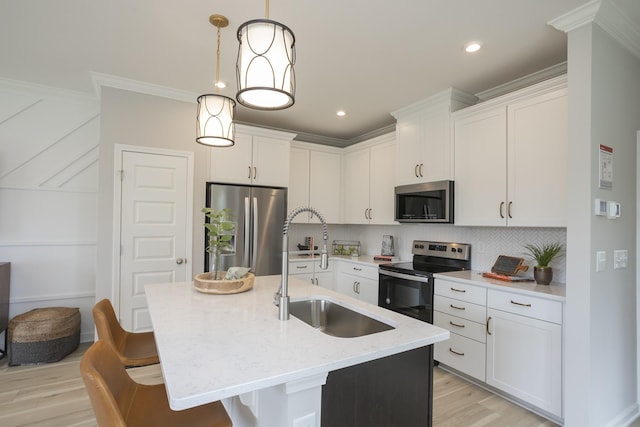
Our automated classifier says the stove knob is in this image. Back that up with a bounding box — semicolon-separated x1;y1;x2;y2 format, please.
457;248;463;253
450;248;456;252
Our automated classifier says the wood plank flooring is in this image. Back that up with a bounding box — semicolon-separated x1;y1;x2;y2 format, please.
1;342;559;426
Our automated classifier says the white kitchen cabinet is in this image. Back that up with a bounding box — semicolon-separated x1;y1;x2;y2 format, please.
453;76;568;227
210;124;295;187
486;289;563;418
343;134;396;224
433;279;487;382
334;261;378;305
288;258;334;290
391;88;477;186
289;142;342;224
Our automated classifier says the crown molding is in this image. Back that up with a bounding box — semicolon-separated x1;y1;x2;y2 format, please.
90;71;198;103
391;87;477;119
548;0;640;60
475;62;568;101
0;77;98;102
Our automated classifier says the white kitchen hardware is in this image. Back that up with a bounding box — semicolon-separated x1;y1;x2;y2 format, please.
453;76;568;227
210;124;295;187
392;88;477;186
335;260;379;305
343;134;396;224
289;142;343;224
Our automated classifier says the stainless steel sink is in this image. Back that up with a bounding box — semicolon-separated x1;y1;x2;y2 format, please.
289;298;394;338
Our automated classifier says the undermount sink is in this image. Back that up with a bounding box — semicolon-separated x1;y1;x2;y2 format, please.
289;298;395;338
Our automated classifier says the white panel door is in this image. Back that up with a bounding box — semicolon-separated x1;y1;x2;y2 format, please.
368;141;396;224
251;136;291;187
343;149;370;224
288;147;310;223
120;151;190;332
309;150;342;224
210;132;253;184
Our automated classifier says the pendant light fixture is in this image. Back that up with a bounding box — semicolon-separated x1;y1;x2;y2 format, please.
196;14;236;147
236;0;296;110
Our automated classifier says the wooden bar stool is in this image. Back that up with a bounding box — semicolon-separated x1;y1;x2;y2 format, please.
81;340;232;427
92;299;159;367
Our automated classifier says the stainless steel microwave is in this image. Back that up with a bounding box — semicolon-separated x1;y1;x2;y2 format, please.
394;180;454;223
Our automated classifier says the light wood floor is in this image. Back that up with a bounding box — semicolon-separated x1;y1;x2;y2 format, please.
0;342;561;426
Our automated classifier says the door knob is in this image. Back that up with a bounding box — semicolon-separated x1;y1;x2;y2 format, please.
176;258;185;265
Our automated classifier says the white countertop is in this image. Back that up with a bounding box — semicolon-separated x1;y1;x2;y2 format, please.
434;270;566;301
145;275;449;411
288;253;402;267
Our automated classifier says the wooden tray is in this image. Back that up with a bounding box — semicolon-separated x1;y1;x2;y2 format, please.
491;255;529;275
193;272;254;294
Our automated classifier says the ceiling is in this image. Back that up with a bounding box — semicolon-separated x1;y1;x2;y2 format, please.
1;0;638;146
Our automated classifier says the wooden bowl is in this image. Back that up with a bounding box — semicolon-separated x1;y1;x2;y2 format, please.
193;272;255;294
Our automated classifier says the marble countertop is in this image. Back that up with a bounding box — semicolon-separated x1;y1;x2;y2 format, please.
434;270;566;301
145;275;449;411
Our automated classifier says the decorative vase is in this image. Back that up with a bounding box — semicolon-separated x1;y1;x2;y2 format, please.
533;266;553;285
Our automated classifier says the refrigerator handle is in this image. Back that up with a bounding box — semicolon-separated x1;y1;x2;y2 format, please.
244;197;250;268
252;197;258;272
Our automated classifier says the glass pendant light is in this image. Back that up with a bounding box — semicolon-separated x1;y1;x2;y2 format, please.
196;14;236;147
236;0;295;110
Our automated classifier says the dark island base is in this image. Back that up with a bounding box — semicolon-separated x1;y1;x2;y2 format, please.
321;345;433;427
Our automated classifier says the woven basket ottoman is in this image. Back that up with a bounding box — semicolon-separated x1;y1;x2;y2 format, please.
8;307;80;366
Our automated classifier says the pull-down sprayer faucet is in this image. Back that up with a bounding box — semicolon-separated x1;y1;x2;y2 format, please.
275;206;329;321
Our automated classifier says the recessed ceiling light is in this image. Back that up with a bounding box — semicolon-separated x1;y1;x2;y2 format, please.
336;110;346;117
464;41;482;53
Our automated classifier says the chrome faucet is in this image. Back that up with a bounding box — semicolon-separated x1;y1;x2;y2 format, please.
275;206;329;321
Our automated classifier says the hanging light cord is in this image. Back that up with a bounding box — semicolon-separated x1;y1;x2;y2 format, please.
265;0;269;19
215;25;221;94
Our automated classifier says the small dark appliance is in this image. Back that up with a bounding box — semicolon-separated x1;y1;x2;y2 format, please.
378;240;471;323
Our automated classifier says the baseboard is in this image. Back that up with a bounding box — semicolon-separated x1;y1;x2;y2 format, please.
602;402;640;427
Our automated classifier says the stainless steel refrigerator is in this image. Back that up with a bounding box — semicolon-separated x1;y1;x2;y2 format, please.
204;182;287;276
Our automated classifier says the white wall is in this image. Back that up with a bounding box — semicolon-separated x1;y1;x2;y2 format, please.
0;79;100;341
564;22;640;427
95;87;211;310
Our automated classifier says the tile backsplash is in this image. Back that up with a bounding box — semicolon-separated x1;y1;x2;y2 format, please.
290;223;567;284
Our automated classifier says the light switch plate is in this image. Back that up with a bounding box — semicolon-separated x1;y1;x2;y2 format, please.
596;251;607;272
614;250;628;269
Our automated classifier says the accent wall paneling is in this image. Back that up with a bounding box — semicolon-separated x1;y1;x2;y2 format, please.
0;79;100;342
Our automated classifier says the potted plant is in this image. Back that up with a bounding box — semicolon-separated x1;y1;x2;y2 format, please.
522;242;564;285
202;207;235;279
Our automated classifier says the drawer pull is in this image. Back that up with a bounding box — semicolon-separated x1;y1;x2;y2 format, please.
296;265;308;269
449;321;465;328
449;304;465;310
486;316;492;335
450;287;466;293
449;348;465;356
510;300;532;307
353;267;362;271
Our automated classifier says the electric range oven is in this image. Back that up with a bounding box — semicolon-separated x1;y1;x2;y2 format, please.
378;240;471;323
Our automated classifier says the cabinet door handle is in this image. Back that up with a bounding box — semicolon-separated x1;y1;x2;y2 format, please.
486;316;492;335
499;201;505;218
414;164;420;178
450;287;466;293
419;163;424;177
450;304;465;310
507;201;512;219
248;166;252;179
315;278;319;286
353;267;362;271
510;299;532;307
449;348;465;356
449;321;465;328
296;265;308;269
368;208;372;220
253;166;257;180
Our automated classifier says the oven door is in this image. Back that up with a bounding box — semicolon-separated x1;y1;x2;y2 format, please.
378;270;433;323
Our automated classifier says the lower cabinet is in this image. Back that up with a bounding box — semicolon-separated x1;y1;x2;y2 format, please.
322;346;433;427
434;278;564;420
334;261;379;305
486;290;563;418
288;259;334;290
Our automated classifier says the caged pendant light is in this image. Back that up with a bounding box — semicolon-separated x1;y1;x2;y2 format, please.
196;14;236;147
236;0;296;110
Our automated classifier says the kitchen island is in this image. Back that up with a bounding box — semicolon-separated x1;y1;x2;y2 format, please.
146;275;449;427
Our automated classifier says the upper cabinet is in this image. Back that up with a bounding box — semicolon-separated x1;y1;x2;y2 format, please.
343;134;396;224
289;142;342;224
392;89;477;186
453;76;568;227
210;124;296;187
